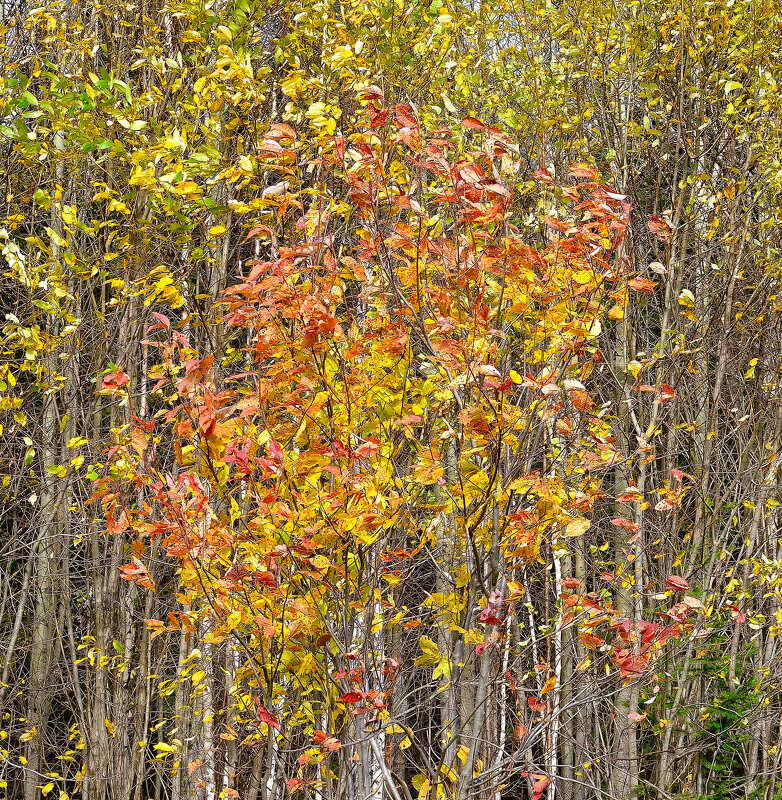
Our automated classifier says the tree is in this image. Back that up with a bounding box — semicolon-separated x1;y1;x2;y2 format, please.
101;99;704;800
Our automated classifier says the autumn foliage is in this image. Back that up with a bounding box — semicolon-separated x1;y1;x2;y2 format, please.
3;1;782;800
86;97;707;799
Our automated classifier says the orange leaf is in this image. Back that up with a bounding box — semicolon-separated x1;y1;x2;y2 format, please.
629;277;657;293
655;384;676;404
580;632;603;649
461;116;486;130
568;162;598;180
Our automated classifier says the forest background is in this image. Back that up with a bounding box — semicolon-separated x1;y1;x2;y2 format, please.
2;1;782;800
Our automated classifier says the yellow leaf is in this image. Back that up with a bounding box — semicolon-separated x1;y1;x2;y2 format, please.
507;580;526;599
678;289;695;307
442;93;458;113
414;636;441;667
413;462;444;486
412;774;430;800
313;555;331;571
573;270;594;285
175;180;202;197
20;726;37;741
305;102;327;119
564;518;590;537
45;227;67;248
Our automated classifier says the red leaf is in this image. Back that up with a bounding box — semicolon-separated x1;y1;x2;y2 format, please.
337;692;363;704
579;632;602;649
314;731;341;751
102;369;130;390
617;485;643;503
532;777;552;800
268;440;285;466
527;697;546;713
370;109;390;129
150;312;171;330
648;215;673;243
257;139;284;156
611;517;641;533
358;85;384;102
188;759;203;776
393;104;419;131
255;701;280;730
612;647;649;677
533;169;555;186
269;123;296;140
244;224;273;242
118;560;155;590
392;414;422;427
354;441;380;458
665;575;689;592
